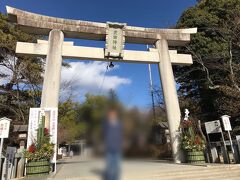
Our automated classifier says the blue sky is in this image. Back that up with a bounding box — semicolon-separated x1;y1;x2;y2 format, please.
0;0;196;109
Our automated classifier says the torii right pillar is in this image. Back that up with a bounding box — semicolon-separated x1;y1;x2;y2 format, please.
156;39;183;163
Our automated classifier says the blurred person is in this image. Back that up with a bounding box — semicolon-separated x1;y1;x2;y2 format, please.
103;107;123;180
69;150;73;158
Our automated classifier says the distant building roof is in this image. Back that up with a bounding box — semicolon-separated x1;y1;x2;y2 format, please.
158;122;168;129
13;125;28;132
0;117;12;121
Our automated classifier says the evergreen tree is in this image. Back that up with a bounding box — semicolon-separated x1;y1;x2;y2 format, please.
0;13;43;124
175;0;240;128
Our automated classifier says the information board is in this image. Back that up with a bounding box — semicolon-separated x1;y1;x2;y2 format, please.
49;108;58;163
27;108;58;163
27;108;40;147
236;135;240;152
0;117;11;138
221;115;232;131
204;120;222;134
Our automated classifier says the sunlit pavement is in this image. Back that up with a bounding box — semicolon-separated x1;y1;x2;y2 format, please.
48;156;240;180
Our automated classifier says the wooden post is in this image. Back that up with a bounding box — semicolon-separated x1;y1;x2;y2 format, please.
0;138;3;172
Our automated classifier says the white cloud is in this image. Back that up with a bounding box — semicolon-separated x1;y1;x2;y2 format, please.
0;66;12;85
0;55;15;85
60;61;131;101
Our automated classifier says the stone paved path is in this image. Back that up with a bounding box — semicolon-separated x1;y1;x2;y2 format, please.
51;156;240;180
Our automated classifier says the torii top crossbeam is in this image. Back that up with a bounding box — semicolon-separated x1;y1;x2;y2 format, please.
6;6;196;46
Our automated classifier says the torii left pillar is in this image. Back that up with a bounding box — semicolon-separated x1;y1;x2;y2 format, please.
40;29;64;128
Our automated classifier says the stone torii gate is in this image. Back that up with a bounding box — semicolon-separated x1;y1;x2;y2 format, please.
6;6;197;163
